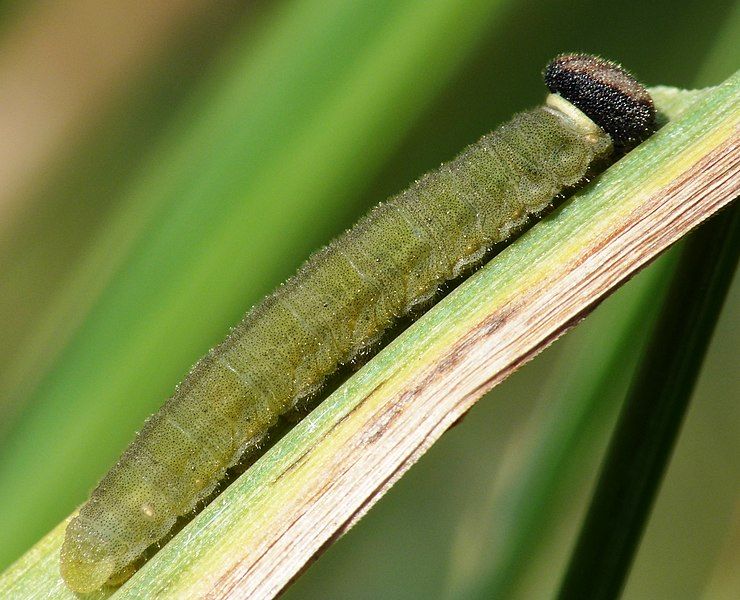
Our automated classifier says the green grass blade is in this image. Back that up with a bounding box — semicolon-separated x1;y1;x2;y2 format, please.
1;69;736;600
461;250;678;600
557;203;740;600
0;0;508;570
0;2;256;440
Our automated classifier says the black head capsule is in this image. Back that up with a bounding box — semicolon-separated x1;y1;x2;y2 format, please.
544;53;656;150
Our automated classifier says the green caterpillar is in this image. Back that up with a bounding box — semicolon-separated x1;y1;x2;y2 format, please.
61;53;656;592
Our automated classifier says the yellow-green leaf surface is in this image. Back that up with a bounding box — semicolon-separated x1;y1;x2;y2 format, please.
1;74;736;599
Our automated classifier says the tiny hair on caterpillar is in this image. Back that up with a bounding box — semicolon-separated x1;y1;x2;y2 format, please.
60;53;656;593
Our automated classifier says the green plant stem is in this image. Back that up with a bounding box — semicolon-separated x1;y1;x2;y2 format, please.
0;74;735;599
557;201;740;600
469;249;678;600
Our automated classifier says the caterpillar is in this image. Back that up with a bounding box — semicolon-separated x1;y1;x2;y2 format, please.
60;53;656;593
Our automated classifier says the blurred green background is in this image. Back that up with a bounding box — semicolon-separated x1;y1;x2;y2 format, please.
0;0;737;598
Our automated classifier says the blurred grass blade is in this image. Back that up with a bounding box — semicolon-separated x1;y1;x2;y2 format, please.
460;250;678;600
557;202;740;600
0;0;509;571
0;0;257;439
694;0;740;87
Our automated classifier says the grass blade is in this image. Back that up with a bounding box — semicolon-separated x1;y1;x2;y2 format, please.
0;71;736;599
459;250;678;600
557;202;740;599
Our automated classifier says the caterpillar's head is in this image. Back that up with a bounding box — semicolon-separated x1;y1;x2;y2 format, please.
544;53;656;149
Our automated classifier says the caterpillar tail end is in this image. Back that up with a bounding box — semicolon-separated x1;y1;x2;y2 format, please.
60;520;118;593
59;548;115;593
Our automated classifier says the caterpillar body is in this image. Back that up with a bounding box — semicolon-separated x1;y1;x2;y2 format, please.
61;54;656;592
